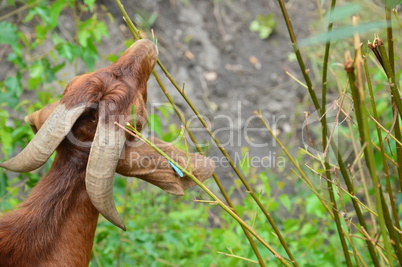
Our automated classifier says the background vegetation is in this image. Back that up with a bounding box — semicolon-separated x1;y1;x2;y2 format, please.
0;0;401;266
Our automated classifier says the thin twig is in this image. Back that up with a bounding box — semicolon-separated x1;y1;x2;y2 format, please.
276;0;382;263
345;52;399;265
0;0;44;21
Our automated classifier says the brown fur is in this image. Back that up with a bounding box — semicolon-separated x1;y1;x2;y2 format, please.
61;40;155;117
0;41;156;266
0;119;99;266
0;40;214;266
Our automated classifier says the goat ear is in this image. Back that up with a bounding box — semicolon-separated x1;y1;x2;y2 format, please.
25;101;60;134
0;103;86;172
116;137;215;195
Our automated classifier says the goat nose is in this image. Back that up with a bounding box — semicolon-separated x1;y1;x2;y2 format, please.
128;39;158;60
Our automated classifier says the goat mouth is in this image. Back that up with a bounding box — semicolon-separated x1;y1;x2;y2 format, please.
126;39;159;71
129;39;159;57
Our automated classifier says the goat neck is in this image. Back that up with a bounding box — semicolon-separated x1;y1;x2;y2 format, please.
0;140;98;267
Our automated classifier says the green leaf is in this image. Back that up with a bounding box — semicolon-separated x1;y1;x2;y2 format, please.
29;61;44;79
92;21;108;42
168;209;202;221
324;3;361;24
0;91;19;107
42;58;57;83
58;43;78;63
0;111;12;158
77;16;108;47
33;6;50;25
24;5;51;26
18;31;29;48
283;219;300;233
221;230;242;248
161;124;181;143
6;46;25;68
279;194;291;212
15;99;30;110
0;73;22;107
4;73;23;98
148;114;163;137
306;194;326;217
52;62;66;73
159;105;174;120
28;77;42;90
52;33;64;45
300;21;387;46
0;21;18;45
0;171;8;197
80;40;98;70
259;172;271;197
383;0;402;8
84;0;96;12
104;54;118;63
249;14;276;40
78;29;91;47
49;0;65;28
11;124;31;142
239;147;250;175
23;8;36;23
34;24;48;44
38;91;53;105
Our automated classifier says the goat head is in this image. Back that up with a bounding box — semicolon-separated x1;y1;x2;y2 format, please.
0;39;215;230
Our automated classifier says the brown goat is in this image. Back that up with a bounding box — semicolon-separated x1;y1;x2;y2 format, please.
0;40;214;266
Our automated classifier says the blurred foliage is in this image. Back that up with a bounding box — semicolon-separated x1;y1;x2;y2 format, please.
0;0;111;225
91;146;350;266
0;0;109;110
249;14;276;40
134;9;158;33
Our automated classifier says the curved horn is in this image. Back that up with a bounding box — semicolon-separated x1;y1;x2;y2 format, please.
85;119;126;230
0;103;86;172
